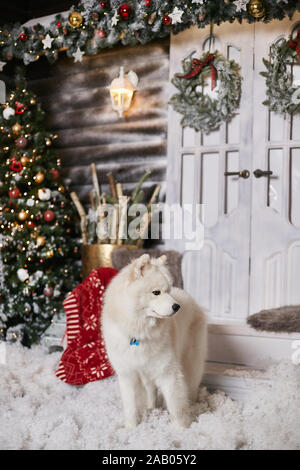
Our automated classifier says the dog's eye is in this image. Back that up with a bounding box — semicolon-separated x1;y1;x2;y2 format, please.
152;290;161;296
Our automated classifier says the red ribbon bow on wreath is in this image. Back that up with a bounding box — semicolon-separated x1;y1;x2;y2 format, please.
288;29;300;57
180;53;217;90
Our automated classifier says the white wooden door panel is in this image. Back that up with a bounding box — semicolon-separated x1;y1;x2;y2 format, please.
250;14;300;314
167;14;300;325
167;21;254;321
167;15;300;367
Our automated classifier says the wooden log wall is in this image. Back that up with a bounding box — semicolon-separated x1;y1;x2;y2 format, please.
26;39;169;210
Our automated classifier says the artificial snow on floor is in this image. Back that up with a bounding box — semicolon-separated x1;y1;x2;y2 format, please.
0;343;299;450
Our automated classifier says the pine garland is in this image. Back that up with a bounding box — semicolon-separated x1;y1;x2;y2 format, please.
261;29;300;115
0;0;299;66
170;50;242;133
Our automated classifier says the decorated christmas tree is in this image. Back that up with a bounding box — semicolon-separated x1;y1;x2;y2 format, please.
0;72;80;347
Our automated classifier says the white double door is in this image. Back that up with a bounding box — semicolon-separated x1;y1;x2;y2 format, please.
167;14;300;321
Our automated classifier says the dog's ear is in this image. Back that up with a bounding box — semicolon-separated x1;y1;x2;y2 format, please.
132;253;150;278
157;255;167;265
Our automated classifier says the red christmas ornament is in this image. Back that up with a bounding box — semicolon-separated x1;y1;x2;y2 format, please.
97;29;106;38
15;136;28;149
50;169;60;180
44;210;55;222
56;21;62;27
19;32;28;41
15;101;27;114
8;188;20;199
144;0;151;6
162;15;172;25
119;3;131;20
9;158;23;172
26;220;35;229
99;1;106;7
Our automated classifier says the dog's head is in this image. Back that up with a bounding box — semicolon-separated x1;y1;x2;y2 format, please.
127;254;180;319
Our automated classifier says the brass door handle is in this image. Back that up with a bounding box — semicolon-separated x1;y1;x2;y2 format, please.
253;169;273;178
224;170;250;179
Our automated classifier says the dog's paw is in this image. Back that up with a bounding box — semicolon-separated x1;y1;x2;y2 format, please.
171;413;192;430
125;421;137;429
124;415;141;429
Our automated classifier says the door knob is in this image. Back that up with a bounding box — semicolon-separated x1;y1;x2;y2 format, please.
224;170;250;179
253;169;273;178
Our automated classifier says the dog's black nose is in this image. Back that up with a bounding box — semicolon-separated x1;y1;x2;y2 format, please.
172;303;180;313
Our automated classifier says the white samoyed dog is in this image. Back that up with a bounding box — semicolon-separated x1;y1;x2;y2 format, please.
102;254;207;429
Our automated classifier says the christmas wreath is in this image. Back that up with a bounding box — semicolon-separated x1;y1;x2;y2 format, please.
169;51;242;134
261;29;300;115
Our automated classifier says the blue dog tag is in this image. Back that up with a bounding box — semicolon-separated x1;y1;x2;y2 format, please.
130;338;140;346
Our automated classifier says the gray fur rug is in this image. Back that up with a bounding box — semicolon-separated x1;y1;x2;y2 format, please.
247;306;300;333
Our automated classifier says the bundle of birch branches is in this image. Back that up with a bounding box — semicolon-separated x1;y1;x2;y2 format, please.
70;164;160;248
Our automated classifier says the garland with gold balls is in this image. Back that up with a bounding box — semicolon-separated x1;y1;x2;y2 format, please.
170;50;242;133
261;28;300;115
0;0;299;68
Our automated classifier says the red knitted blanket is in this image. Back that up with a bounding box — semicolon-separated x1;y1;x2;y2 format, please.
55;267;118;385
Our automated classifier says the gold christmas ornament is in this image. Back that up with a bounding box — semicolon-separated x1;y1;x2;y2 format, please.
46;249;54;258
36;235;45;247
247;0;266;18
18;210;29;221
30;97;36;105
68;11;83;28
12;123;22;134
35;171;45;183
20;156;29;166
45;137;52;146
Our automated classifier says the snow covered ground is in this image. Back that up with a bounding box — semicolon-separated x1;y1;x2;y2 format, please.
0;343;299;450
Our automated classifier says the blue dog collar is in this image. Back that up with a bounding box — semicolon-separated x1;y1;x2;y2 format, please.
130;338;140;346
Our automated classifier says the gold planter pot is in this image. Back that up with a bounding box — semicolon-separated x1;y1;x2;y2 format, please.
81;244;137;278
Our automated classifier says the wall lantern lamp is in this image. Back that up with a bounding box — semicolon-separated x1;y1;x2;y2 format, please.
109;66;138;117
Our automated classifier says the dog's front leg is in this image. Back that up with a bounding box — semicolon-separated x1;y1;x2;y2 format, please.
118;373;142;428
157;369;191;429
141;376;157;410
